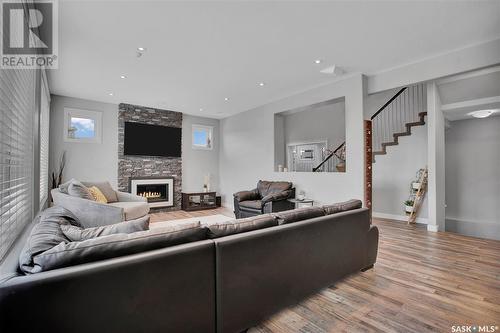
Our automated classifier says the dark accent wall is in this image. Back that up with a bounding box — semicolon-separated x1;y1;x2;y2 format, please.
118;103;182;211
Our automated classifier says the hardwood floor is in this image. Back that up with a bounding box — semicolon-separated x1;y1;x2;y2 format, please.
149;207;234;223
150;210;500;332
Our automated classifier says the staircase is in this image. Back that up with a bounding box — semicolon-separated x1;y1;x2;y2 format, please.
312;83;427;171
371;83;427;162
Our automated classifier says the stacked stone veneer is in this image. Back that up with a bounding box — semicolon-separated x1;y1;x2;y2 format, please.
118;103;182;211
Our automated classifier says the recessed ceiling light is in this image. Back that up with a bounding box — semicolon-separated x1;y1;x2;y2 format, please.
199;108;203;111
258;82;265;87
224;97;229;101
108;92;114;96
137;47;146;52
120;75;127;79
467;109;498;118
314;59;322;64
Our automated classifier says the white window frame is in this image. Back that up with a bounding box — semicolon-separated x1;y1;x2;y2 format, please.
63;108;102;143
192;124;213;150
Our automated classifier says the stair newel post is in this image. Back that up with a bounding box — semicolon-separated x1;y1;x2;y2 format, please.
364;120;373;221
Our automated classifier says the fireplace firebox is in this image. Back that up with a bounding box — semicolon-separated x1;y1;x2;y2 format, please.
130;178;174;208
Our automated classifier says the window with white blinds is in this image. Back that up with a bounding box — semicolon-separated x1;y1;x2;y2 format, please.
0;68;36;260
39;76;50;205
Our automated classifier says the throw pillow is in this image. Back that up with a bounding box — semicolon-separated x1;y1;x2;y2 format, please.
273;206;325;225
33;222;206;272
67;180;94;201
206;214;277;238
19;206;81;274
88;186;108;203
322;199;362;215
58;178;75;194
82;181;118;203
60;215;150;241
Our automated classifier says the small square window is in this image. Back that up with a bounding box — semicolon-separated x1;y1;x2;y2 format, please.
64;108;102;143
69;117;95;139
192;125;213;150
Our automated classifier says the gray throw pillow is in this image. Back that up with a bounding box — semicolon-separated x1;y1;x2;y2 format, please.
19;206;81;274
60;215;150;241
322;199;362;215
273;206;325;225
206;214;277;239
58;179;75;194
32;222;206;272
82;181;118;203
67;180;94;201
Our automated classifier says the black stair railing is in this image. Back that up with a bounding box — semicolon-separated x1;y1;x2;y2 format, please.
371;83;426;155
312;141;345;172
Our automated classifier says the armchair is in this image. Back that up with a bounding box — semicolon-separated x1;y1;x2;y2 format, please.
51;181;149;228
233;180;295;218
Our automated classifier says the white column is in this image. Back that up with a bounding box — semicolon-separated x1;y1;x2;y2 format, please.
426;82;446;232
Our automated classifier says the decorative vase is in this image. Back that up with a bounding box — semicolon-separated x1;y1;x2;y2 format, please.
336;162;346;172
412;182;421;190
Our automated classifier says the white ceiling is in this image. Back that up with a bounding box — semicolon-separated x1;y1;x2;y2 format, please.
438;67;500;121
49;1;500;119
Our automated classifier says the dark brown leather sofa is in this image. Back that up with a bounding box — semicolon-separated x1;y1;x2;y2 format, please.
0;207;378;333
233;180;296;218
215;208;377;333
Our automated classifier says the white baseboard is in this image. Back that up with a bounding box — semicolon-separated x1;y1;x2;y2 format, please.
427;224;439;232
372;211;428;225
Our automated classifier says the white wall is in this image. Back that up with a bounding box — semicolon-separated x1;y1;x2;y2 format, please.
372;124;428;222
219;74;365;207
283;101;345;149
50;95;119;188
50;95;220;192
445;117;500;240
365;88;429;223
182;115;220;192
427;82;446;232
367;38;500;93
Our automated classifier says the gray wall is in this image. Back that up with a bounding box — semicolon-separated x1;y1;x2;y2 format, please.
182;115;220;193
50;95;220;193
445;117;500;240
50;95;119;188
219;74;366;207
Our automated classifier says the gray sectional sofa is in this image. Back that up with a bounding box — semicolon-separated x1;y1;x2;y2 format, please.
0;200;378;333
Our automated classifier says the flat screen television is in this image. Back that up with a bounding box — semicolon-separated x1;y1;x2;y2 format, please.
124;122;182;157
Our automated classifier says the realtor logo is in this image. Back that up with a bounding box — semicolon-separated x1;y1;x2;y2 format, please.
1;0;58;68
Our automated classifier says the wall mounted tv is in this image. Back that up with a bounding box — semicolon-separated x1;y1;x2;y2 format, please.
124;122;182;157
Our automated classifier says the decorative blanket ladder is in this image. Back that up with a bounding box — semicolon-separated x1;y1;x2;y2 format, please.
408;168;428;224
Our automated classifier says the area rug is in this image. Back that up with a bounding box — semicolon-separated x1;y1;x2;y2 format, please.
150;214;234;229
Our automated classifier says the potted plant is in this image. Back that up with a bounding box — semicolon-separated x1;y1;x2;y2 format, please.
404;200;414;213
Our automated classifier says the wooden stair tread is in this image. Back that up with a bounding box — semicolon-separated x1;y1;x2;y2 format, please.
394;132;411;138
406;121;425;127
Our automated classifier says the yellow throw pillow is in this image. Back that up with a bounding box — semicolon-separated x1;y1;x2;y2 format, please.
88;186;108;203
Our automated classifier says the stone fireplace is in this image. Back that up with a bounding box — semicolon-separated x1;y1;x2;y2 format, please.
130;178;174;208
118;103;182;211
